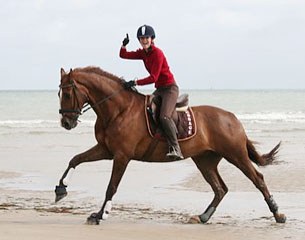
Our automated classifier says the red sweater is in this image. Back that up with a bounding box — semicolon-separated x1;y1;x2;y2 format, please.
119;45;176;88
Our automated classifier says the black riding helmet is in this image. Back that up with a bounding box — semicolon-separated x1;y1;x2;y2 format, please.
137;25;155;40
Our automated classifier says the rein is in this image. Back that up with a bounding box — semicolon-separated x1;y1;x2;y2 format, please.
81;88;124;114
59;79;125;116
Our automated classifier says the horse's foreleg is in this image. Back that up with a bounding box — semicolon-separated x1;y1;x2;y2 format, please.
189;154;227;224
87;155;130;225
55;144;112;202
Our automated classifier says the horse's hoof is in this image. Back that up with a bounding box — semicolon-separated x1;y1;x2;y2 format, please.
86;213;100;225
54;185;67;202
188;215;201;224
275;213;286;223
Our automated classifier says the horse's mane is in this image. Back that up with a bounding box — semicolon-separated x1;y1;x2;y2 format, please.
73;66;141;95
74;66;124;84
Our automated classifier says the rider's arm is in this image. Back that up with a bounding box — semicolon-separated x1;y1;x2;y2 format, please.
119;47;143;60
136;50;163;86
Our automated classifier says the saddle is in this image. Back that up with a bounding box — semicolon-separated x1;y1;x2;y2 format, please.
144;94;197;141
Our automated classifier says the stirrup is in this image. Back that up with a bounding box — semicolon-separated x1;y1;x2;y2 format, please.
166;147;184;160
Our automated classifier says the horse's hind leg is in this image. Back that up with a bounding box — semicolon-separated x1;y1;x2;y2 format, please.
189;151;227;224
226;152;286;223
55;144;112;202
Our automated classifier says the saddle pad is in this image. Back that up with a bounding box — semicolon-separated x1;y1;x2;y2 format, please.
144;96;197;141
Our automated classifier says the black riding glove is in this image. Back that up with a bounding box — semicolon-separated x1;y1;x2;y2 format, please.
122;33;129;47
123;80;136;89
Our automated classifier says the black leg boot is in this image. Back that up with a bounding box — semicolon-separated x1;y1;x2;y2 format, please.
160;117;184;160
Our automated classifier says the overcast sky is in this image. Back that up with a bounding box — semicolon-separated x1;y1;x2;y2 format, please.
1;0;304;90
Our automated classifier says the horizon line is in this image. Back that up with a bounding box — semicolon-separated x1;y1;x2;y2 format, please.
0;88;304;92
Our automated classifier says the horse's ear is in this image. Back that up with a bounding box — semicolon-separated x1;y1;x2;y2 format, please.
60;68;66;78
68;68;72;78
68;68;73;77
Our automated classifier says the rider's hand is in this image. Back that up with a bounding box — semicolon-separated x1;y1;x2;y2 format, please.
122;33;129;47
123;80;136;89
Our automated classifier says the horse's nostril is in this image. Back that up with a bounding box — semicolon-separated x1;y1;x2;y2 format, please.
64;122;70;129
63;121;71;129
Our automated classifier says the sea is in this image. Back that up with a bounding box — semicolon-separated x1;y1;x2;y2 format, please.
0;89;304;139
0;89;305;217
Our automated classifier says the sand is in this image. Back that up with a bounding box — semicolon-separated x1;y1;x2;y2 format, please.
1;128;305;239
0;194;304;240
1;155;305;240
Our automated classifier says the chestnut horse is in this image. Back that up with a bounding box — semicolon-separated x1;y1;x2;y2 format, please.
56;67;286;225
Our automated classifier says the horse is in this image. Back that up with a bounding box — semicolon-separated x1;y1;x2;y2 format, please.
56;66;286;225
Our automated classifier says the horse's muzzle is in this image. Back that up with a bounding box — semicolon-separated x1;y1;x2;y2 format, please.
61;116;78;130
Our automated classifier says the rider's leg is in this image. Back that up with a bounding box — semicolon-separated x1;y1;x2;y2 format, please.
160;116;184;159
156;85;184;160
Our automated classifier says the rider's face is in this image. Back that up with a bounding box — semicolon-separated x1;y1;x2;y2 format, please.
139;37;152;51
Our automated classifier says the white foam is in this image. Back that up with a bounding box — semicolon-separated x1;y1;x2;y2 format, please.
237;111;305;123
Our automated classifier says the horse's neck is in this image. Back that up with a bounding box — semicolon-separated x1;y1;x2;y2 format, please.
83;76;141;121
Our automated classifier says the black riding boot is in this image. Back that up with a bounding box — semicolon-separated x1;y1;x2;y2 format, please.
160;117;184;160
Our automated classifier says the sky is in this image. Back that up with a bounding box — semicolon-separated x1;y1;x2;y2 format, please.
1;0;305;90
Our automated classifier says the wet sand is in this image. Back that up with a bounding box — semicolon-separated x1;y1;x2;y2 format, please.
1;207;303;240
1;129;305;239
0;189;304;240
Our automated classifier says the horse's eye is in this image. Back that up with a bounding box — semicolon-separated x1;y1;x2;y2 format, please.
63;93;71;99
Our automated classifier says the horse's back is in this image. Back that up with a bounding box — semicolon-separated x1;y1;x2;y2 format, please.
191;105;240;124
190;105;246;150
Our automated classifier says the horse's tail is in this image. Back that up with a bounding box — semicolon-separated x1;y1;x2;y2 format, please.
247;139;281;166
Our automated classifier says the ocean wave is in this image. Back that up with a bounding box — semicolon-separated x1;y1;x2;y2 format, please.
0;119;95;135
0;119;95;128
246;127;305;133
0;120;58;128
2;112;304;126
236;111;305;124
0;111;304;133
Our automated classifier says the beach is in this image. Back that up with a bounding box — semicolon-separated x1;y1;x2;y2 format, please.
1;207;303;240
1;90;305;239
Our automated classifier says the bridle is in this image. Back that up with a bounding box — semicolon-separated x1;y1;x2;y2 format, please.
58;81;84;116
59;78;125;116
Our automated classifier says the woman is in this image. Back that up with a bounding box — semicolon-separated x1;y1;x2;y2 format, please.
119;24;183;160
